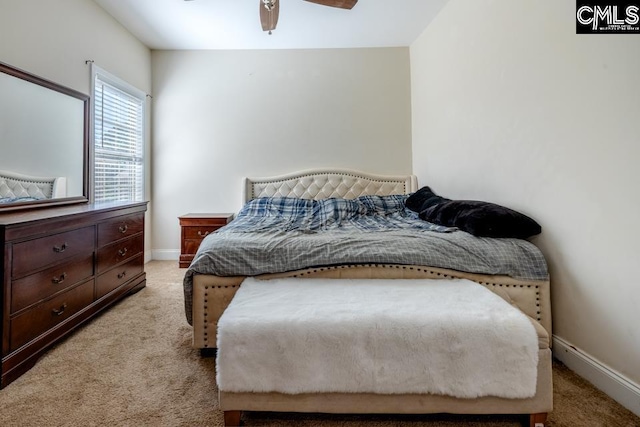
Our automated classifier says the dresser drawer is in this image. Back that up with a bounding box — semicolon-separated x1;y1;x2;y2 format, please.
96;254;144;299
1;202;148;389
12;226;95;278
10;279;94;352
98;213;144;247
96;234;144;274
11;255;94;314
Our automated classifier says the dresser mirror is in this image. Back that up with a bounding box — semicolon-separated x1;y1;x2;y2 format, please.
0;62;89;211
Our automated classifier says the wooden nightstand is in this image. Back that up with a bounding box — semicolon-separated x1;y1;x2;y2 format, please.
178;213;233;268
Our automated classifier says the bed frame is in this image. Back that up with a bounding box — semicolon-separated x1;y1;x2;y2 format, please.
189;168;552;427
0;169;67;199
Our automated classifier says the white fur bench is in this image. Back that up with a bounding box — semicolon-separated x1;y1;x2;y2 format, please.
217;277;552;426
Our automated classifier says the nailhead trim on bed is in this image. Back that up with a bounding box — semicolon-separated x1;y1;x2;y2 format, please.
247;170;416;202
252;174;407;193
0;177;55;199
199;265;545;348
478;283;542;322
289;264;543;322
203;287;208;347
202;285;240;348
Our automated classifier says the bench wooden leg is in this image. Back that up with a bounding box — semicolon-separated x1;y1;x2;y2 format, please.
200;347;217;358
529;412;547;427
224;410;242;426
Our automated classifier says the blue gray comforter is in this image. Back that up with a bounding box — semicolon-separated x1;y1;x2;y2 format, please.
183;195;548;324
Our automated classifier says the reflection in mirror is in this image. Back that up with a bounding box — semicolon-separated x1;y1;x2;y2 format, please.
0;62;89;211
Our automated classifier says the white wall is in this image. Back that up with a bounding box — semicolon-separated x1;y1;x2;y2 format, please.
0;0;152;257
411;0;640;390
0;0;150;95
151;48;412;254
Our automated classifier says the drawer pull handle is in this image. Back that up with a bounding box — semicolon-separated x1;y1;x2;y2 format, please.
118;248;128;257
119;224;129;234
197;230;210;237
52;273;67;284
53;243;67;253
117;271;127;279
52;303;67;316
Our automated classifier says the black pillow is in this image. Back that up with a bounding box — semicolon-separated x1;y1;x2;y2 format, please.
405;186;541;239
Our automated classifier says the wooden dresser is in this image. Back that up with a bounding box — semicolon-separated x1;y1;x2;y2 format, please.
178;213;233;268
1;201;147;388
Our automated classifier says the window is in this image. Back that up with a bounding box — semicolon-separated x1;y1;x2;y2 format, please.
91;66;145;203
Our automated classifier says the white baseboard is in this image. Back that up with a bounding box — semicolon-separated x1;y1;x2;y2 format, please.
144;249;153;264
151;249;180;261
553;335;640;417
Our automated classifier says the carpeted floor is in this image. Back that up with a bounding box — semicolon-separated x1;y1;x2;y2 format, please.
0;261;638;427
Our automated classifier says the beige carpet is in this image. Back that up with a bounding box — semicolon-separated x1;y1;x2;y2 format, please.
0;261;638;427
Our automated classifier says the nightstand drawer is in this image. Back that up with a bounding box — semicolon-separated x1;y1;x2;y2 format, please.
98;213;144;247
96;234;144;274
183;239;206;255
11;254;94;314
96;254;144;299
178;213;233;268
183;226;220;240
10;279;94;352
12;226;95;278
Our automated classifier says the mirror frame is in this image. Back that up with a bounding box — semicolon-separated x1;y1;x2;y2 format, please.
0;61;89;212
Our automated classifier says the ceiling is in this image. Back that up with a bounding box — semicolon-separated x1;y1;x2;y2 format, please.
93;0;449;50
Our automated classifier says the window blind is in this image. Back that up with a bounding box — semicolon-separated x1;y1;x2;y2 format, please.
93;74;144;203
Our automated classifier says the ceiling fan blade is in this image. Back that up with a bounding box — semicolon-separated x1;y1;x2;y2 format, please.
260;0;280;32
303;0;358;9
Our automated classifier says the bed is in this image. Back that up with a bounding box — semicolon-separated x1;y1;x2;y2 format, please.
183;168;552;427
0;169;66;203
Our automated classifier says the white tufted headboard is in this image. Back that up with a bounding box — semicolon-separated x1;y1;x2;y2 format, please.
0;170;67;200
244;168;418;203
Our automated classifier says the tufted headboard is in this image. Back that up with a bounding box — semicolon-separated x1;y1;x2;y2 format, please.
0;170;67;200
244;168;417;203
